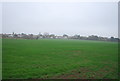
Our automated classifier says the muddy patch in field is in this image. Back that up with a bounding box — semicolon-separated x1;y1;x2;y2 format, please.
50;67;90;79
49;66;115;79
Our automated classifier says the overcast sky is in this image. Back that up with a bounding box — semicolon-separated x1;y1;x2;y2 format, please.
1;2;118;37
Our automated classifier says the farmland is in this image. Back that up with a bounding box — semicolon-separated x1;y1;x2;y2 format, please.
2;39;118;79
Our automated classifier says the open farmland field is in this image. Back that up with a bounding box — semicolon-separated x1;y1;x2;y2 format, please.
2;39;118;79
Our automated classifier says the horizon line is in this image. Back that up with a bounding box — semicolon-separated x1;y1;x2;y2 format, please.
1;32;118;38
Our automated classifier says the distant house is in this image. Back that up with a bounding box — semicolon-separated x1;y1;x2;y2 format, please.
63;36;68;39
56;36;63;39
17;34;22;38
0;34;2;38
8;34;13;37
33;35;38;39
38;35;43;39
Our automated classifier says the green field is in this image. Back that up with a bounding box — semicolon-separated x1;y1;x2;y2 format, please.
2;39;118;79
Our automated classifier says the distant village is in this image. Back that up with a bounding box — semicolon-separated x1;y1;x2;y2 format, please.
0;32;119;42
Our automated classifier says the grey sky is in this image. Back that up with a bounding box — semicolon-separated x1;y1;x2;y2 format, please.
0;3;2;33
2;2;118;37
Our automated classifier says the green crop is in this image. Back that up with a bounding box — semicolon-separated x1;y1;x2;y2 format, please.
2;39;118;79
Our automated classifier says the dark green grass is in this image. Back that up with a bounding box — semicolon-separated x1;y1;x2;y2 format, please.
2;39;118;79
0;39;2;80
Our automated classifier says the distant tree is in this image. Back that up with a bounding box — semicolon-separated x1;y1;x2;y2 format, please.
79;36;87;40
2;34;8;38
36;36;39;40
21;33;26;36
13;34;18;38
110;37;118;42
49;34;55;38
21;33;28;39
88;35;98;40
43;32;49;38
38;32;42;36
110;37;114;41
29;34;33;39
63;34;68;38
73;34;80;39
12;32;15;35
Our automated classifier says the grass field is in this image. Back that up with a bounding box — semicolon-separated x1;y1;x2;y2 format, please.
2;39;118;79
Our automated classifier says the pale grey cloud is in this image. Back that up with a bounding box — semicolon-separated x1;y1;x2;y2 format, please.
0;3;2;33
1;0;119;2
2;2;118;37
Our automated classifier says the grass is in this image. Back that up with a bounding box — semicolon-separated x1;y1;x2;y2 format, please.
0;39;2;80
2;39;118;79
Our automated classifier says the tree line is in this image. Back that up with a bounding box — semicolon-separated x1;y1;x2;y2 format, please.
1;32;119;42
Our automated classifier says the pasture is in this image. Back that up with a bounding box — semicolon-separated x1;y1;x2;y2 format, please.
2;39;118;79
